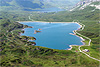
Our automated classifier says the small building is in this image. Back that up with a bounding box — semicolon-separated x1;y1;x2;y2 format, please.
83;49;89;52
98;21;100;23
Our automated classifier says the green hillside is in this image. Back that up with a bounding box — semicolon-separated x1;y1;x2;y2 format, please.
28;1;100;62
0;0;80;11
0;12;99;66
30;2;100;44
0;1;100;67
0;0;43;11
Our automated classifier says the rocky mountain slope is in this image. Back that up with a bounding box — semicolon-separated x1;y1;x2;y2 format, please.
70;0;100;11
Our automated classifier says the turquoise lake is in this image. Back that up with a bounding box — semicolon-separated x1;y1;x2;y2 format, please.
20;22;83;50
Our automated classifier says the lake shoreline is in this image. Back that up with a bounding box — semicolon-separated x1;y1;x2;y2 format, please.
68;23;85;50
18;21;85;50
17;21;78;23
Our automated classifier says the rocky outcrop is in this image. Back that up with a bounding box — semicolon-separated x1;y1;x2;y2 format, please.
70;0;100;11
76;0;100;6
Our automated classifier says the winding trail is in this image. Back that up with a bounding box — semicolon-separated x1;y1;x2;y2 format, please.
75;22;100;62
28;15;100;61
28;14;34;21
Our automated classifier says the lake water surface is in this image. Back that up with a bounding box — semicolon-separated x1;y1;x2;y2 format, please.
20;22;83;50
24;7;65;12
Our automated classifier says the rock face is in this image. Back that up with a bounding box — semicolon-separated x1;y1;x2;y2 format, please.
69;0;100;11
76;0;100;6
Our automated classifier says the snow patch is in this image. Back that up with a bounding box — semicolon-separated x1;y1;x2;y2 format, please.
90;4;100;9
79;3;91;10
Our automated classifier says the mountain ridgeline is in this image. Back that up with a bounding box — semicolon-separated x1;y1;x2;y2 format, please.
0;0;81;11
75;0;100;7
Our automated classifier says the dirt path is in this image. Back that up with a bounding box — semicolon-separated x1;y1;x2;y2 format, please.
28;15;100;61
75;22;100;61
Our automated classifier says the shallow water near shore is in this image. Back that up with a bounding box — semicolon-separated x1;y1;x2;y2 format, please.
20;22;83;50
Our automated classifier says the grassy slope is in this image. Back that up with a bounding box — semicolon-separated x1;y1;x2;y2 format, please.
30;2;100;62
0;2;100;67
0;11;99;67
0;0;80;11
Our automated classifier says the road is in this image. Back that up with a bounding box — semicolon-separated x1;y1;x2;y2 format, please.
28;14;34;21
28;15;100;61
75;22;100;62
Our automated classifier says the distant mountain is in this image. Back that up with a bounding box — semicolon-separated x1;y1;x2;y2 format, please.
76;0;100;6
0;0;43;11
0;0;81;11
69;0;100;11
41;0;80;9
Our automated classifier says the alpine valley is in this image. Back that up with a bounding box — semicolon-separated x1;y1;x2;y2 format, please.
0;0;100;67
0;0;80;11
